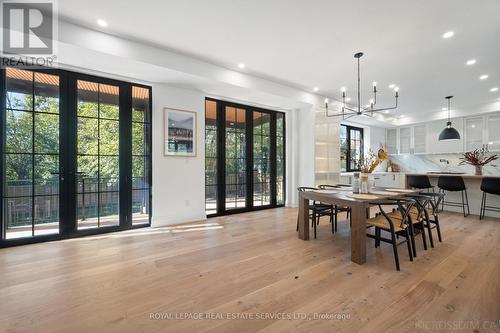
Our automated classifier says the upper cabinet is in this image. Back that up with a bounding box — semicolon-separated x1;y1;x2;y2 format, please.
399;127;411;154
413;125;426;154
464;117;484;151
487;114;500;151
386;128;397;154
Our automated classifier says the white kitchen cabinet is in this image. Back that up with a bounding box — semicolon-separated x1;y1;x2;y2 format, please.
464;117;484;151
413;125;426;154
373;173;406;188
399;127;411;154
487;114;500;151
386;128;397;154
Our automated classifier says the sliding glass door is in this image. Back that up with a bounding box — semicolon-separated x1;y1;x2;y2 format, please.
1;67;152;247
204;98;285;216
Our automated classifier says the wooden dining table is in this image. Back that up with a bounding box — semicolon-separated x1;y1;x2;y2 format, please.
297;187;421;265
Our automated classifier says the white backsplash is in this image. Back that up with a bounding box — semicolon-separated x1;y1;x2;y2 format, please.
388;153;500;176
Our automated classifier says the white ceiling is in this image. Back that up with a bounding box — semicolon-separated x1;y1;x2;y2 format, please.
59;0;500;120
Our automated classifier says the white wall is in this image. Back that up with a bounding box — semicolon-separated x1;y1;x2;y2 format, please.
151;84;207;227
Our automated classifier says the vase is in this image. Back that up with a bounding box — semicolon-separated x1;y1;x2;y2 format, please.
360;173;370;194
475;165;482;176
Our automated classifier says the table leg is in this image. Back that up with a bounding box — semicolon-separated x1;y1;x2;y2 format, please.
298;195;309;240
350;204;367;264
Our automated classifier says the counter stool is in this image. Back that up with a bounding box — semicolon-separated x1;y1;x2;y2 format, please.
437;176;470;217
480;177;500;220
407;175;434;192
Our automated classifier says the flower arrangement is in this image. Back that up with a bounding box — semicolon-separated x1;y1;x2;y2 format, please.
459;145;498;175
356;146;389;174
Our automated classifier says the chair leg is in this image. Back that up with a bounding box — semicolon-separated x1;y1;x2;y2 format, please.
435;215;443;242
465;189;470;216
408;221;417;257
426;217;434;248
480;192;486;220
391;230;400;271
405;230;413;261
375;227;380;248
441;189;445;212
420;219;427;250
334;206;338;233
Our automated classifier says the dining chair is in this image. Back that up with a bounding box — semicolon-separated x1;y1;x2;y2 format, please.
318;184;351;233
296;187;335;239
366;198;415;271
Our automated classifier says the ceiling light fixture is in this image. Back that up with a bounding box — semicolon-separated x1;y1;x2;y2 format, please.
238;63;245;69
313;87;319;92
442;31;454;39
388;84;395;89
466;59;476;65
97;19;108;27
324;52;399;119
490;87;498;92
479;74;489;80
439;96;460;141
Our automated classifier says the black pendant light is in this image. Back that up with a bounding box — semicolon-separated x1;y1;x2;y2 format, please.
438;96;461;141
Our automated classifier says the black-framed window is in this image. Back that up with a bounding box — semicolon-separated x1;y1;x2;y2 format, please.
204;98;285;216
1;66;152;247
340;124;364;172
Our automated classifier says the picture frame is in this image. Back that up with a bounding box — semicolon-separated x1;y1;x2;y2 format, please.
164;107;197;157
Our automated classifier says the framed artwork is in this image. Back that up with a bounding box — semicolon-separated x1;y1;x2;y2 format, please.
164;107;197;156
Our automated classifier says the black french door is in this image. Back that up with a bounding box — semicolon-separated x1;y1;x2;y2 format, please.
0;67;152;247
205;98;285;216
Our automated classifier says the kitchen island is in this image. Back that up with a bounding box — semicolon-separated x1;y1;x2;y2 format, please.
405;173;500;218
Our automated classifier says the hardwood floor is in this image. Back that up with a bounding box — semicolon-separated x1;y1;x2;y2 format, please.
0;208;499;333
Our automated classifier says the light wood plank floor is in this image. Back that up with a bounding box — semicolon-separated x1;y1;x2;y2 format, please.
0;208;499;333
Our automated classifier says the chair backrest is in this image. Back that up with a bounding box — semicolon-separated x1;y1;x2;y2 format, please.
408;175;432;189
437;176;466;191
481;177;500;195
297;187;317;192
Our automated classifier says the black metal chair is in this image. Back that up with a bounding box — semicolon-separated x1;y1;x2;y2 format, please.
366;198;414;271
437;176;470;217
480;177;500;220
318;184;351;233
407;175;434;192
417;192;445;245
296;187;334;239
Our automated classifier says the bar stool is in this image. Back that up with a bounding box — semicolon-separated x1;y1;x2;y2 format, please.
437;176;470;217
407;175;434;192
480;177;500;220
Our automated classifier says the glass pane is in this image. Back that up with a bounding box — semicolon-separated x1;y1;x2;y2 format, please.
77;80;98;117
77;117;99;154
132;86;150;123
34;112;59;154
34;196;59;236
99;156;119;192
99;84;119;119
132;190;150;225
99;119;119;155
6;68;33;110
5;154;33;197
34;155;59;195
77;193;98;229
6;110;32;153
205;185;217;215
99;192;119;227
132;122;146;155
205;130;217;158
205;100;217;129
34;72;59;113
77;156;98;192
4;197;33;239
132;156;148;189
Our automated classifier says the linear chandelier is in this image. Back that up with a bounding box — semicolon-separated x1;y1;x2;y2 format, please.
324;52;399;119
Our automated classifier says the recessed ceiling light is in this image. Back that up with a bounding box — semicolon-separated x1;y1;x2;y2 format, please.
479;74;489;80
388;84;395;89
442;31;454;39
97;19;108;27
442;107;447;111
345;97;351;102
490;87;499;92
237;63;245;69
466;59;476;65
313;87;319;92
